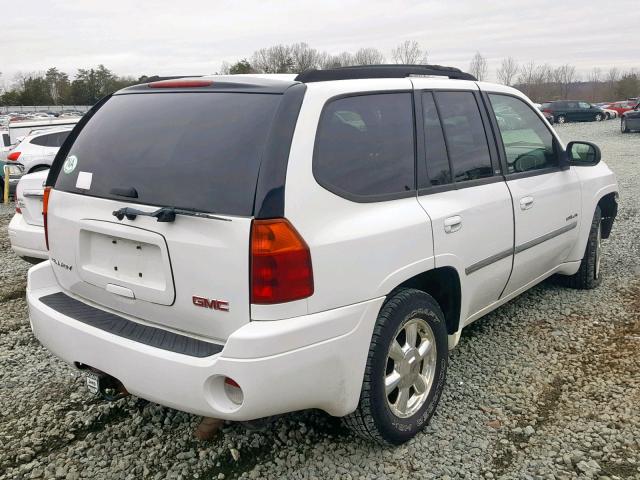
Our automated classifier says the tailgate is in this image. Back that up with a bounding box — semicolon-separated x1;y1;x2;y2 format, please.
47;191;251;341
17;170;47;226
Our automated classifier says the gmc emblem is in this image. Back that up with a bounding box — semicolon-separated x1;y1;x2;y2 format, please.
192;296;229;312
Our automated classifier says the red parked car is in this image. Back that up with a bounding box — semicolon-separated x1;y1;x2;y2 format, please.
604;100;639;116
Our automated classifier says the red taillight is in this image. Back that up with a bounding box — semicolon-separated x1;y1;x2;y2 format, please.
148;79;213;88
43;186;51;250
15;205;21;214
7;151;20;161
250;218;314;304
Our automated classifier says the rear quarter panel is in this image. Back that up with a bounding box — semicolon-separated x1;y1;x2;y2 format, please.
282;79;436;316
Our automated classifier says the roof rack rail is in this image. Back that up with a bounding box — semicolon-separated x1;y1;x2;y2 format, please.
294;64;477;83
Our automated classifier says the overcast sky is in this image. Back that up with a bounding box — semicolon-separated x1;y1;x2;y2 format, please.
3;0;639;83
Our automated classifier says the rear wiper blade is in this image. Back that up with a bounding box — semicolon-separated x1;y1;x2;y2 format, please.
112;206;231;223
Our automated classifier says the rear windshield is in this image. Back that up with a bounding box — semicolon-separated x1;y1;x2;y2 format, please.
55;92;281;216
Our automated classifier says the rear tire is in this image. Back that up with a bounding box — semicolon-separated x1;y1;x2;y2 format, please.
562;207;602;290
556;115;566;124
595;113;603;122
343;288;448;445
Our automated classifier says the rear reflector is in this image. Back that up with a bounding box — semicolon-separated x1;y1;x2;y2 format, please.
7;151;20;161
148;79;213;88
224;377;243;405
251;218;313;304
43;186;51;250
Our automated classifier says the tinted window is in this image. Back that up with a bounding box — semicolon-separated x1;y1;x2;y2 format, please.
55;93;280;216
2;134;9;146
314;93;414;198
434;91;493;182
421;92;450;186
30;133;51;146
46;131;70;147
489;94;558;173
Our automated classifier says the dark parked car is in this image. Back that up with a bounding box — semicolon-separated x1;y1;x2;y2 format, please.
541;101;605;124
621;105;640;133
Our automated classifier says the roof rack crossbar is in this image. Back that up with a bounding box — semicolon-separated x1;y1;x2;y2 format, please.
294;64;477;83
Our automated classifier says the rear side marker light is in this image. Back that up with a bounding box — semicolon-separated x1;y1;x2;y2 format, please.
148;80;213;88
7;151;20;161
43;186;51;250
251;218;314;304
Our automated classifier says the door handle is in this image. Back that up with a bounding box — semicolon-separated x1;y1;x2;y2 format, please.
444;215;462;233
520;196;534;210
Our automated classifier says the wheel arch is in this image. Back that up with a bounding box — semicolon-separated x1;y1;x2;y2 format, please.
391;267;462;336
28;164;51;173
597;192;618;239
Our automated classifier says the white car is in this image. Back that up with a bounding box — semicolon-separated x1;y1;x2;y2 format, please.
27;67;618;445
6;127;72;173
600;108;617;120
8;169;48;262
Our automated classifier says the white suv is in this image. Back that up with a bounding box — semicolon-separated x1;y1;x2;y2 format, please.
27;66;618;444
6;127;72;173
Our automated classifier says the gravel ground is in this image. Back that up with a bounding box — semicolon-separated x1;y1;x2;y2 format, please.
1;120;639;480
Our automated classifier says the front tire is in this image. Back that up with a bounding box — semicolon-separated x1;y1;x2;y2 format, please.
562;207;602;289
595;113;603;122
343;288;448;445
621;118;629;133
556;115;566;124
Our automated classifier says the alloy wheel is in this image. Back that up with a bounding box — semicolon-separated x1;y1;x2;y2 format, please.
385;317;437;418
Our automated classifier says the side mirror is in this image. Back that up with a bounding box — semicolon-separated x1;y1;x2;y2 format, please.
567;141;601;166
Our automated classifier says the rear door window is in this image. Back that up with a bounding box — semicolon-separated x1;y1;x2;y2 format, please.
55;92;281;216
433;91;493;182
313;93;415;199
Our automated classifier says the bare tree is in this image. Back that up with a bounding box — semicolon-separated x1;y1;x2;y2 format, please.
517;62;554;101
553;64;578;99
391;41;428;64
218;61;231;75
352;47;385;65
251;45;293;73
321;51;355;69
496;57;519;86
587;67;602;101
469;52;488;81
290;43;322;72
607;67;620;84
606;67;620;95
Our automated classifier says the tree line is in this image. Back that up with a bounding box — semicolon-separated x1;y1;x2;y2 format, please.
1;42;638;106
0;65;161;106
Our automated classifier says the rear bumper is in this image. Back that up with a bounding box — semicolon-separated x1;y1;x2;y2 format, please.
27;261;382;420
8;214;47;260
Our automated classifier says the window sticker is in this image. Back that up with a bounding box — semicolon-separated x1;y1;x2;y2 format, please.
75;171;93;190
63;155;78;174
